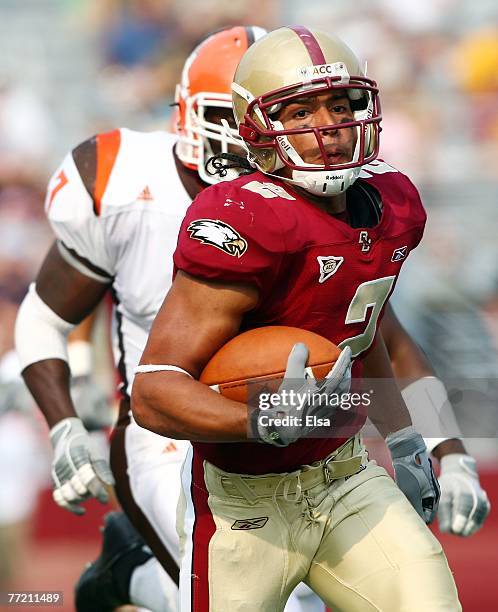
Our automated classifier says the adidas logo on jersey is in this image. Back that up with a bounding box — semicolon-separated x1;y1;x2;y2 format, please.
137;186;153;201
163;442;178;453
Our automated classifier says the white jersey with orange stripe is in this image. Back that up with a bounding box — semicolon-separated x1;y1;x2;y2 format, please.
45;127;193;396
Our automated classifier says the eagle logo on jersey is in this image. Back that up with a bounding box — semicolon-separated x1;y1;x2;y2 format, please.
317;256;344;283
187;219;248;258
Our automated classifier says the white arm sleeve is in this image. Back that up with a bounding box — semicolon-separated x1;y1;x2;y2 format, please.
45;151;113;277
401;376;463;454
15;284;76;372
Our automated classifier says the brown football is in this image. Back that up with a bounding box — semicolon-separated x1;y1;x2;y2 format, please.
200;326;340;403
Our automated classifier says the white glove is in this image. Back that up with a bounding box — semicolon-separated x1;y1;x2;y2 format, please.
386;426;440;524
438;453;491;536
250;343;352;447
50;417;115;515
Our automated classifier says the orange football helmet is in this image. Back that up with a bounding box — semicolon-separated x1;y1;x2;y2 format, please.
175;26;266;184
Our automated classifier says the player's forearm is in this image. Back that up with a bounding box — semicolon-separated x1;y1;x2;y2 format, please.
131;371;249;441
367;379;412;437
390;340;433;382
431;438;466;460
381;305;433;385
22;359;78;428
362;333;412;437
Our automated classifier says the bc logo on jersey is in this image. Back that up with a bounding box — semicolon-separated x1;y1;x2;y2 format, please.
359;231;372;253
187;219;248;258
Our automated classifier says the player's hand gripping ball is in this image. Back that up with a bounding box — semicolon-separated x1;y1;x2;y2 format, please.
200;326;352;446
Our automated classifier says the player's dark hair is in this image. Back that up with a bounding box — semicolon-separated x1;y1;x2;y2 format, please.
205;153;255;179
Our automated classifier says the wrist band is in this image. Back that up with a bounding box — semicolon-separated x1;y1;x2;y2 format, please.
134;364;193;378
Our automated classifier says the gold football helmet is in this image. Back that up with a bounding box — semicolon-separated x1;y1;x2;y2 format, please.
232;26;382;196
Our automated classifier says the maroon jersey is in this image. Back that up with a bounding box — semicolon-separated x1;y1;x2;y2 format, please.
174;160;426;474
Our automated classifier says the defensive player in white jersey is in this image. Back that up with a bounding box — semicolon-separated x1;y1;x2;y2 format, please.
14;26;327;612
15;24;489;612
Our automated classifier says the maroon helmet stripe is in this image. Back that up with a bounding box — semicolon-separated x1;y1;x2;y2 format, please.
289;26;326;65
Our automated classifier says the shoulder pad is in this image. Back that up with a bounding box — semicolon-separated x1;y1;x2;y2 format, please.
72;129;121;216
72;136;97;201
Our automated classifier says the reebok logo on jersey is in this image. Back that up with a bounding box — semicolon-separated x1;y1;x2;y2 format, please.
317;256;344;283
137;185;153;201
231;517;268;530
187;219;248;258
391;245;408;262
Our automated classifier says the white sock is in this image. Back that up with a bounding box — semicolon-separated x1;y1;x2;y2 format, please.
284;592;303;612
129;557;179;612
285;583;325;612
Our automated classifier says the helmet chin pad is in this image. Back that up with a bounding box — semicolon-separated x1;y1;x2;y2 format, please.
267;119;363;196
289;167;360;197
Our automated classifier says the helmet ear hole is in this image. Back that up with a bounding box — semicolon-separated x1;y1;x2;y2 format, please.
350;96;368;112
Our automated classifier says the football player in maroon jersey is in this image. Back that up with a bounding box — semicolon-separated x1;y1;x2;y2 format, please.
16;21;488;612
133;27;465;611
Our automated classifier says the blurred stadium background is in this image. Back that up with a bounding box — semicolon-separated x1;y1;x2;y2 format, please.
0;0;497;610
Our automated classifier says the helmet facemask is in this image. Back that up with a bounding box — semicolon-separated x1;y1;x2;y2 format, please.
234;64;382;196
175;87;246;185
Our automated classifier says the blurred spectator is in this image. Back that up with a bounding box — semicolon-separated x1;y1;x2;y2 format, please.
89;0;277;123
449;26;498;177
0;171;51;358
452;27;498;93
101;0;178;67
0;80;55;165
0;350;50;591
0;101;51;356
378;0;457;34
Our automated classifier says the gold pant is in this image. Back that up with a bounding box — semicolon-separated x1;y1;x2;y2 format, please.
177;438;461;612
